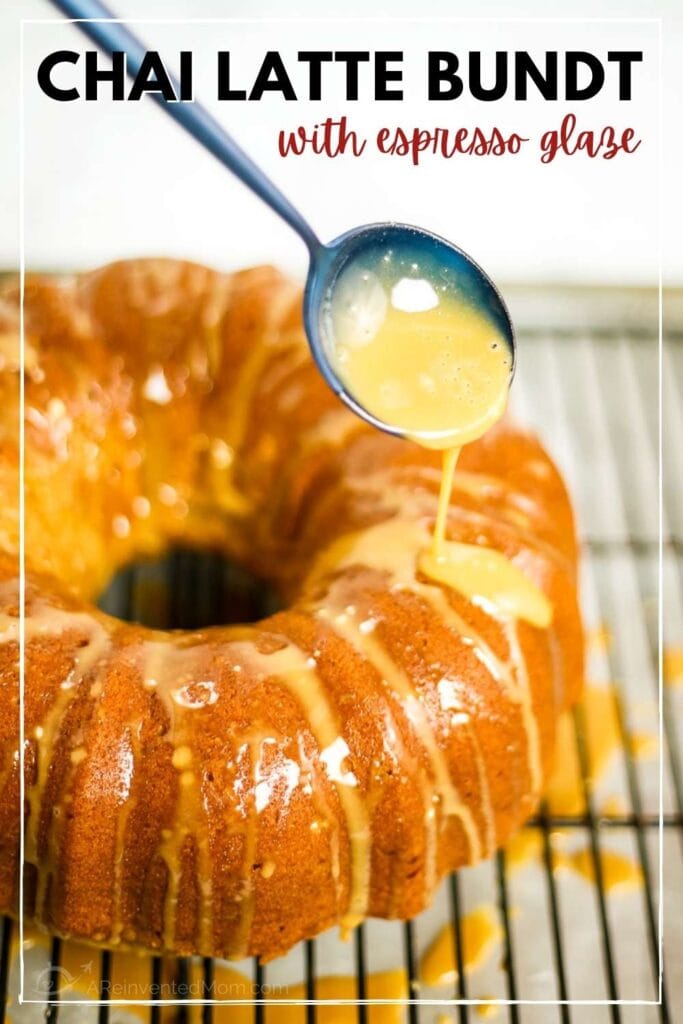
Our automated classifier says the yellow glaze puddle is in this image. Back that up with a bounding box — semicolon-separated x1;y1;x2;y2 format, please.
264;972;408;1024
433;1009;500;1024
545;684;622;816
629;732;658;760
587;623;612;652
598;794;628;818
664;647;683;688
553;845;643;893
504;827;543;870
420;906;503;987
475;1002;501;1020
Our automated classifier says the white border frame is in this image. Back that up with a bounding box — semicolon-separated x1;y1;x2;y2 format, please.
17;12;667;1011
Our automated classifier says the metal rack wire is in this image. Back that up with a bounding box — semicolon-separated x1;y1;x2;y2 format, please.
2;300;682;1023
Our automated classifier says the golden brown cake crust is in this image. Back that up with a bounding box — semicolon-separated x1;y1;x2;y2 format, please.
0;259;583;960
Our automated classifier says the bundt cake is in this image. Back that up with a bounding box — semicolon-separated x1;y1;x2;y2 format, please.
0;260;583;961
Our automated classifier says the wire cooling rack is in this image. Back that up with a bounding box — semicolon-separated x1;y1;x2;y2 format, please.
2;287;682;1023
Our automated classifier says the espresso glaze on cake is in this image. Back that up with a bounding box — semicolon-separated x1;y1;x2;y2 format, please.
0;260;583;960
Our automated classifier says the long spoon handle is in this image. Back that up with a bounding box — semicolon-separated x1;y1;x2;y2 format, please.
48;0;321;253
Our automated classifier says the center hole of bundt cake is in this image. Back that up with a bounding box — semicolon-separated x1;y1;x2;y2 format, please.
97;548;282;629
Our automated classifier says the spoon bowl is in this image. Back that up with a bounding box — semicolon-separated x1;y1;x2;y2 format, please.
303;223;516;442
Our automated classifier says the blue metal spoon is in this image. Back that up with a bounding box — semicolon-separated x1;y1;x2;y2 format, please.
49;0;515;440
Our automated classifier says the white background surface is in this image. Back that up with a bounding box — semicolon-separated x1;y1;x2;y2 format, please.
1;0;681;287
